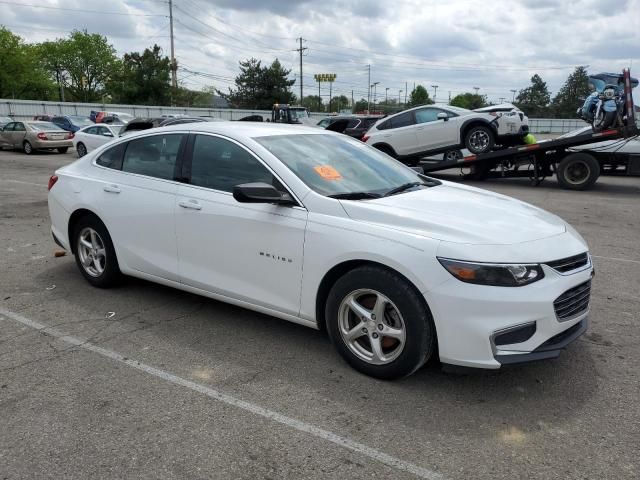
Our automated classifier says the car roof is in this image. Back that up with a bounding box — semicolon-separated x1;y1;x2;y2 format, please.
121;121;328;139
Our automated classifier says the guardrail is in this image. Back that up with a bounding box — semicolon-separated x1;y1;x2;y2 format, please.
0;99;590;134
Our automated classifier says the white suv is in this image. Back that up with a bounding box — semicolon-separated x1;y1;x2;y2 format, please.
364;104;529;165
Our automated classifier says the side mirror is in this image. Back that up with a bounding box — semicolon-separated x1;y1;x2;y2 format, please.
233;182;294;205
437;112;448;121
103;132;113;137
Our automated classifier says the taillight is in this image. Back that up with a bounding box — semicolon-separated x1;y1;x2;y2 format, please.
67;132;74;139
37;132;48;140
361;134;370;142
48;175;58;191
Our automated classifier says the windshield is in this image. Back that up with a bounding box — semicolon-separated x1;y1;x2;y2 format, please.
290;108;309;119
29;122;65;131
254;133;428;197
69;116;93;126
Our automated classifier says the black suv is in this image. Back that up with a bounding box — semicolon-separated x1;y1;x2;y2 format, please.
324;115;383;140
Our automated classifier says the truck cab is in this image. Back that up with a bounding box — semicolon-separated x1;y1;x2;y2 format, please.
271;104;312;125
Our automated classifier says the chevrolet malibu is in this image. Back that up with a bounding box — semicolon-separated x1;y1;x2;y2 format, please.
47;123;592;379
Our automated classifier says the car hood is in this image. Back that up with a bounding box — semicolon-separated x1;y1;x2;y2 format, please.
340;182;566;245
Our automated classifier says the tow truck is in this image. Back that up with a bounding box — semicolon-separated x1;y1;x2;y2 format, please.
421;69;639;190
271;104;313;125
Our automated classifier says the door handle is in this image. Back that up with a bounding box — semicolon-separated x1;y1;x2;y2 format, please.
103;184;121;193
178;200;202;210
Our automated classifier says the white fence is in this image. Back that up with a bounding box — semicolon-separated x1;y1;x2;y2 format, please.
0;98;586;133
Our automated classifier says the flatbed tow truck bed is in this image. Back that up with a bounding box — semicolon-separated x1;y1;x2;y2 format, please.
421;69;639;190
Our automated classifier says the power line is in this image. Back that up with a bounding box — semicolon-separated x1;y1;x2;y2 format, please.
1;1;167;16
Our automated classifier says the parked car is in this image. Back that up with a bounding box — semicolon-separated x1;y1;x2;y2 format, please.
51;115;94;133
0;121;73;154
33;114;54;121
73;124;124;157
325;115;383;140
316;116;338;128
0;116;13;129
93;111;134;125
118;117;208;137
364;104;529;165
48;123;591;379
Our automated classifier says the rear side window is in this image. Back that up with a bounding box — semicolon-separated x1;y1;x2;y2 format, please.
121;134;185;180
85;126;98;135
96;143;126;170
189;134;276;193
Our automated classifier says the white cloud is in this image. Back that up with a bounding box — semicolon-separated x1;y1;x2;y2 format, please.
3;0;639;103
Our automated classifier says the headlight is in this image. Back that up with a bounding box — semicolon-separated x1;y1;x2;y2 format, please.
437;258;544;287
603;87;615;99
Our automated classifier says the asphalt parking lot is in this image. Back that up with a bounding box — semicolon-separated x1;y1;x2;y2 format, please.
1;148;638;480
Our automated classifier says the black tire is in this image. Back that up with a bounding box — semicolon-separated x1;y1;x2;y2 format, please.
464;125;495;154
556;153;600;190
72;215;122;288
57;147;68;154
76;143;87;157
444;149;463;162
592;110;616;133
23;140;33;155
325;265;436;379
373;144;397;159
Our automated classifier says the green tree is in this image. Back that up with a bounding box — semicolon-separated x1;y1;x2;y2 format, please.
0;27;55;100
301;95;322;111
220;57;295;109
109;45;171;105
551;66;591;118
39;30;118;102
353;98;369;113
407;85;433;107
450;92;487;109
515;74;551;117
330;94;349;112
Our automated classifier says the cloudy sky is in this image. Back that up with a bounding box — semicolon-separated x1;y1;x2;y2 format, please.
3;0;639;105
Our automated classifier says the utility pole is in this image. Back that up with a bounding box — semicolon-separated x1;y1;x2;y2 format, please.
431;84;439;102
448;91;451;104
385;87;389;106
169;0;177;104
510;89;517;102
367;64;371;113
371;82;379;112
404;81;408;105
398;90;402;109
296;37;307;104
351;90;354;113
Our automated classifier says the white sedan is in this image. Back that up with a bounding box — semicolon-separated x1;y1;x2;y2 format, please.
73;124;123;157
48;123;592;379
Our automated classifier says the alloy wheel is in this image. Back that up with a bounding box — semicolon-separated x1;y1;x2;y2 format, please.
469;130;490;152
77;227;107;277
338;289;406;365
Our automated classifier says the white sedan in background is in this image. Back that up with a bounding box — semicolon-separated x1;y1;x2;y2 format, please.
73;124;123;157
48;123;591;379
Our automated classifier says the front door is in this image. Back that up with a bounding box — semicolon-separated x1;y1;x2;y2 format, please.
414;107;458;152
175;133;307;316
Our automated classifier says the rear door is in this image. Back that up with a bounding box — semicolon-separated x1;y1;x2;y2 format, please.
0;122;15;147
91;132;187;281
377;111;418;155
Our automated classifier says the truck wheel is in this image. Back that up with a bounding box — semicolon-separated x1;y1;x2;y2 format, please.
444;149;463;162
557;153;600;190
464;125;494;154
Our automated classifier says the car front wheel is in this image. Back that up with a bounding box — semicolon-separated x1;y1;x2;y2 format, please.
326;266;436;379
73;215;122;288
464;126;494;154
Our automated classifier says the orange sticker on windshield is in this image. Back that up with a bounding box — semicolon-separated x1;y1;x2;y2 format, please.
314;165;342;180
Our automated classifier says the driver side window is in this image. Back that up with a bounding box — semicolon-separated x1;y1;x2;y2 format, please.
189;134;280;193
415;108;443;124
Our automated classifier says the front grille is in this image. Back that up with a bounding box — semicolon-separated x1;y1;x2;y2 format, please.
546;252;589;273
554;280;591;320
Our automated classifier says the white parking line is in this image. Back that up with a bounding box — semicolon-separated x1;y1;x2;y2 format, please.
1;179;46;188
0;307;443;480
592;255;640;266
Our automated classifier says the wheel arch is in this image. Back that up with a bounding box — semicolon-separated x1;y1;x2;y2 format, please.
461;118;497;138
67;208;106;254
314;259;430;332
371;142;397;156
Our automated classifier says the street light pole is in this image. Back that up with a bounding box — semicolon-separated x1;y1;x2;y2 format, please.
371;82;379;112
398;89;403;109
385;87;389;106
431;84;439;102
510;89;517;102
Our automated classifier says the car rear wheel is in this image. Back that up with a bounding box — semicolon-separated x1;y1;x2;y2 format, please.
76;143;87;157
326;265;436;379
73;215;122;288
23;140;33;155
444;149;463;162
556;153;600;190
464;126;494;154
57;147;68;154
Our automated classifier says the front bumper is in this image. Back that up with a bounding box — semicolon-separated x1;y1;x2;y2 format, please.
424;261;593;369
